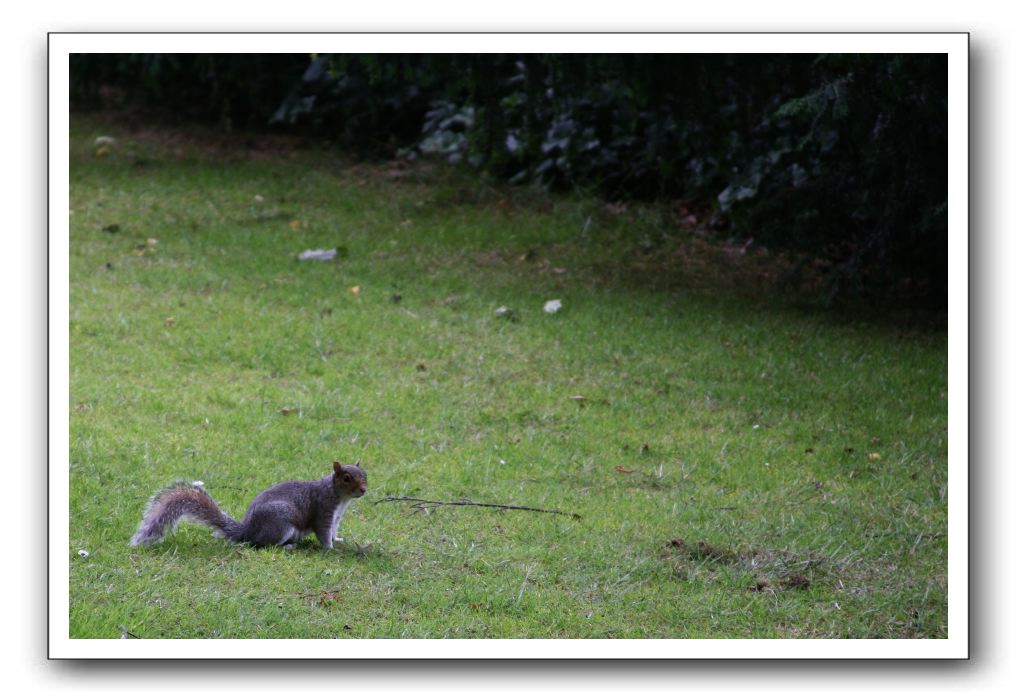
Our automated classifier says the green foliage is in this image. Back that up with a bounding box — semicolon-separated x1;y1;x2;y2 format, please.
69;53;948;307
68;117;947;639
268;54;947;306
733;55;947;307
268;55;450;153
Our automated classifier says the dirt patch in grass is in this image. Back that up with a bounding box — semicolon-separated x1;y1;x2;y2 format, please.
663;537;826;593
666;538;740;565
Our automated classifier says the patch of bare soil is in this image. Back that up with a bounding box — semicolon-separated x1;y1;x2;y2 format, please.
663;537;824;594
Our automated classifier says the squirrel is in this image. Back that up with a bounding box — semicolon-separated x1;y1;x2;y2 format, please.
129;462;367;549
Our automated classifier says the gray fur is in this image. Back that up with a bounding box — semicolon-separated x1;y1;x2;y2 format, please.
129;465;367;549
129;481;240;546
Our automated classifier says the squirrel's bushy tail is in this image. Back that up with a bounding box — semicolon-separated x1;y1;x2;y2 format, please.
130;481;242;546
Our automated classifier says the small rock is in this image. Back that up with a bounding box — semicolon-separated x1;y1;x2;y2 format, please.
297;248;338;261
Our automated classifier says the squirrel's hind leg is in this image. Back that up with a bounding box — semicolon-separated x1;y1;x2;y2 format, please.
246;524;300;548
240;509;301;548
274;526;299;547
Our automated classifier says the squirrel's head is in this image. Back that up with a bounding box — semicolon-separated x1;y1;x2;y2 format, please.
333;461;367;497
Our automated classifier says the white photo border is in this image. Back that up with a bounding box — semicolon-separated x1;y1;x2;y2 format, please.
49;32;968;659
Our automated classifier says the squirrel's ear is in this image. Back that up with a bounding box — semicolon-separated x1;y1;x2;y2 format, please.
354;461;361;468
333;461;342;475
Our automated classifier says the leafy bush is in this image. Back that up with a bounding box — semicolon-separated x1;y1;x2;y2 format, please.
70;53;947;307
724;55;947;305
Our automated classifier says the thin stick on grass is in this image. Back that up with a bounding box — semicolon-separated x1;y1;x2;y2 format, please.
374;495;581;521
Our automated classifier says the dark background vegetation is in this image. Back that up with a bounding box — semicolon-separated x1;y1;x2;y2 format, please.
70;53;948;311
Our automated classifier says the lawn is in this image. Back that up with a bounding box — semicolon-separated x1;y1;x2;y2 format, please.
68;116;948;639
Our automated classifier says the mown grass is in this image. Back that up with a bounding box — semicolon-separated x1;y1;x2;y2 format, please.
68;115;948;639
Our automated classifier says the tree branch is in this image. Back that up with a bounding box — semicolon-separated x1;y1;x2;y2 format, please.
374;495;581;521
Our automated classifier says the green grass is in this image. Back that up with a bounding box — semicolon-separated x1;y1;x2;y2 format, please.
68;116;948;639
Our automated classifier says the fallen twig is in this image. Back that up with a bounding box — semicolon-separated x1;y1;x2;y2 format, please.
374;495;581;521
